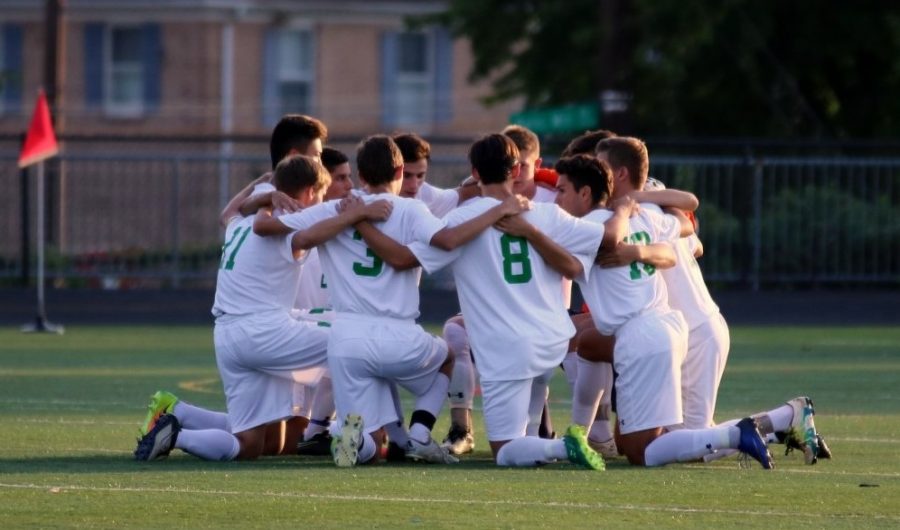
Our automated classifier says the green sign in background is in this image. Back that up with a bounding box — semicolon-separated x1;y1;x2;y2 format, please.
510;102;599;134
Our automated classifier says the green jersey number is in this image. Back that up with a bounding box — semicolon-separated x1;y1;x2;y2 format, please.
500;234;533;284
220;226;251;270
352;230;384;277
626;231;655;280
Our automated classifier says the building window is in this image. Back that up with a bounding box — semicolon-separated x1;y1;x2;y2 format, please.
0;23;23;115
277;29;314;116
106;25;144;115
394;32;433;127
382;27;452;129
84;22;160;116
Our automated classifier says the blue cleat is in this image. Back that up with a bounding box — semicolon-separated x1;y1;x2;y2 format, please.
134;413;180;461
736;417;774;470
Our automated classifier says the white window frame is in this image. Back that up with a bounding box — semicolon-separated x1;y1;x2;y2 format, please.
394;30;434;128
104;24;144;117
276;27;315;117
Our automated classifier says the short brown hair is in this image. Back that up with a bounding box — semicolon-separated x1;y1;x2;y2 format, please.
469;134;519;185
501;124;539;156
269;114;328;169
393;133;431;163
356;135;403;186
273;154;331;197
560;129;617;158
555;155;613;206
594;136;648;189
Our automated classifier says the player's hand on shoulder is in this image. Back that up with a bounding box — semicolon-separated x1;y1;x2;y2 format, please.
337;195;364;213
363;199;393;221
596;242;638;268
270;191;301;213
494;213;533;237
611;196;639;216
499;194;532;217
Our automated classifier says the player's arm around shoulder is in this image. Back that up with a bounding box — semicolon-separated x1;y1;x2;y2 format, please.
494;208;584;280
354;220;420;271
597;241;677;270
662;207;695;238
600;196;639;249
430;195;530;251
629;188;699;212
292;196;393;251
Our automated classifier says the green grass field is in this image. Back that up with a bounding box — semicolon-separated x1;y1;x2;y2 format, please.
1;325;898;528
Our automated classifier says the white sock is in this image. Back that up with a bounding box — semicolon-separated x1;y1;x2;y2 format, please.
415;373;450;418
175;429;240;461
589;418;613;444
358;432;377;463
304;376;335;439
172;402;230;431
526;372;551;437
385;421;409;447
571;357;611;428
561;351;579;390
409;423;432;444
496;436;567;466
444;322;475;410
643;426;739;467
763;404;794;433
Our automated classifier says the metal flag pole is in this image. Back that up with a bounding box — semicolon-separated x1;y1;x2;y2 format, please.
22;160;63;334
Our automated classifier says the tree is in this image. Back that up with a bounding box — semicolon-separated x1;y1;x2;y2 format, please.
427;0;900;137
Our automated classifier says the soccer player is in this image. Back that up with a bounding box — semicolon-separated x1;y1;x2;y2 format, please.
393;132;481;216
561;139;818;468
255;135;528;467
440;124;562;454
362;134;633;469
134;155;389;462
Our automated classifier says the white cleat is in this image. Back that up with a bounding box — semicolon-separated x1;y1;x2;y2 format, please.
332;413;364;468
406;438;460;464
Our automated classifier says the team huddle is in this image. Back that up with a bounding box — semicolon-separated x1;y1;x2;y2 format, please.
133;115;831;470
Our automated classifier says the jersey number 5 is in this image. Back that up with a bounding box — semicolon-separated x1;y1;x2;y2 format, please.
352;230;384;277
500;234;532;284
220;226;251;270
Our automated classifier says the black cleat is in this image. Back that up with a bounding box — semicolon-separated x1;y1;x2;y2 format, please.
296;432;333;456
134;413;180;461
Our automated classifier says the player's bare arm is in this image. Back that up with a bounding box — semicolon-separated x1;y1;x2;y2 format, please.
219;172;280;228
354;221;420;270
600;196;638;249
596;242;677;269
238;189;301;218
292;198;392;251
430;195;531;250
664;207;696;237
629;188;699;212
252;208;293;236
456;176;482;203
494;214;584;279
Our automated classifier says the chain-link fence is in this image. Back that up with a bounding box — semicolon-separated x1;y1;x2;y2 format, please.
2;153;898;289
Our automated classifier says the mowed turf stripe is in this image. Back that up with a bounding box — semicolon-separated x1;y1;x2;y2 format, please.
0;482;897;521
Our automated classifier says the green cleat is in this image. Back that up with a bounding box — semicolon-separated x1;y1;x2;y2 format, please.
139;390;179;436
563;425;606;470
331;413;364;468
784;396;820;465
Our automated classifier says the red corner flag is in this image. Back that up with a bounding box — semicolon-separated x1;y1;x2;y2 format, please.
18;89;59;168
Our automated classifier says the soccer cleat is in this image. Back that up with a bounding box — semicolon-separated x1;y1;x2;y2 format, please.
736;417;774;470
139;390;179;436
441;425;475;455
783;396;820;465
134;413;180;461
406;438;460;464
296;432;332;456
815;434;832;460
563;425;606;470
588;437;619;460
331;413;364;468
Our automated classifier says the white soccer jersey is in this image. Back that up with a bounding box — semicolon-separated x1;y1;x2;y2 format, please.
211;215;303;317
294;248;330;310
416;182;460;218
578;207;682;335
278;193;445;320
642;204;719;329
533;184;558;203
411;198;604;381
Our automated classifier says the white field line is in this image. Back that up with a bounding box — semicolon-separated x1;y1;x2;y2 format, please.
0;482;897;521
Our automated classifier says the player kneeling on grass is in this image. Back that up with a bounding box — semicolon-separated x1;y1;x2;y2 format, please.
134;155;391;462
357;134;635;469
254;135;528;467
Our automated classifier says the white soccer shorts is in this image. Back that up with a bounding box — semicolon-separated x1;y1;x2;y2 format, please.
680;312;730;429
